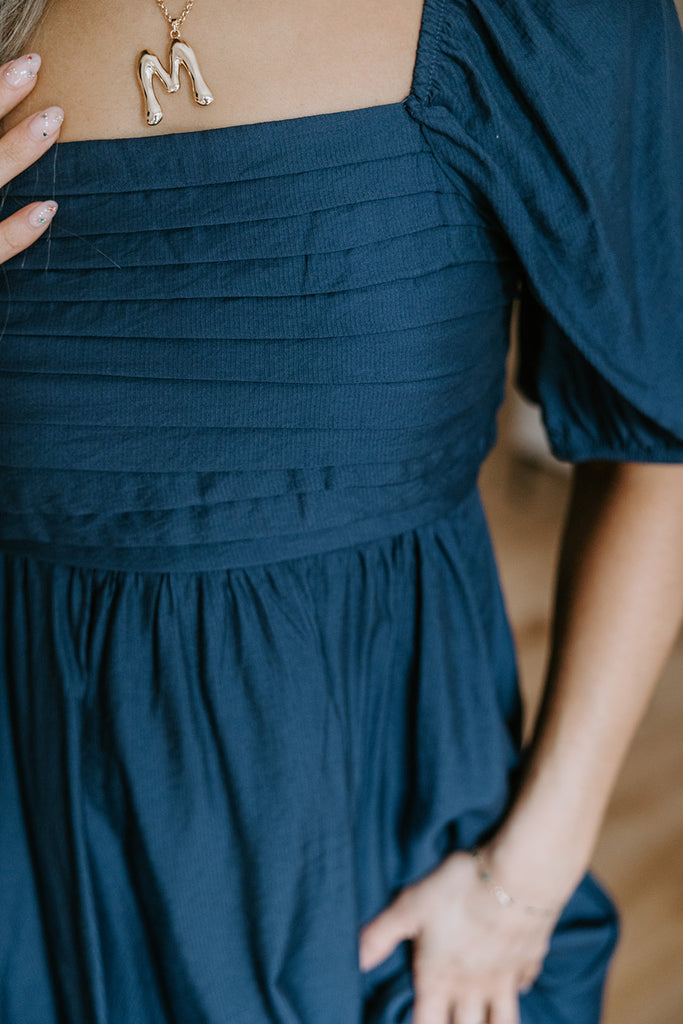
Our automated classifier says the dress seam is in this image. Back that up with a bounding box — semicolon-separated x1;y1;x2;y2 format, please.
0;492;479;580
424;0;448;104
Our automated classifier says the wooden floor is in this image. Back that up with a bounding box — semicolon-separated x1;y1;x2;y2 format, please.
479;394;683;1024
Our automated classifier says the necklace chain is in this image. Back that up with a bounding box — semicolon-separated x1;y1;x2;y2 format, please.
155;0;195;38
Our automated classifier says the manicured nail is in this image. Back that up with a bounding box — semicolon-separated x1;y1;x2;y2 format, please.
28;201;58;228
28;105;64;140
2;53;41;88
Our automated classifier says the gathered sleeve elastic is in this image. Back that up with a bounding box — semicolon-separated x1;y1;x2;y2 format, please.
406;0;683;461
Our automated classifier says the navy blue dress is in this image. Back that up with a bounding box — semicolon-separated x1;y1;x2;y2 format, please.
1;1;682;1021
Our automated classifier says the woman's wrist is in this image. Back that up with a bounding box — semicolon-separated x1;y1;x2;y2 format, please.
479;810;595;911
478;759;601;908
470;847;563;919
483;840;584;910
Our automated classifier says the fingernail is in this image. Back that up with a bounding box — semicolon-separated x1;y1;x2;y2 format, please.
2;53;41;88
28;201;58;228
28;105;64;141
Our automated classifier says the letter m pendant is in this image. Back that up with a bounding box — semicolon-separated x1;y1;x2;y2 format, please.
137;38;214;126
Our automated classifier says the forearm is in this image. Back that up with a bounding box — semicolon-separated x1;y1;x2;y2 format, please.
487;460;683;904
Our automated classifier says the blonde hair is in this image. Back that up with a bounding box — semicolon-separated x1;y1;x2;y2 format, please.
0;0;51;66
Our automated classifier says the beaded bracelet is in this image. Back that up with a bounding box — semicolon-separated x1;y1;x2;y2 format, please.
470;847;560;918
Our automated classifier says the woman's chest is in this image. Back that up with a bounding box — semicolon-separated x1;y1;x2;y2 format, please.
2;0;425;142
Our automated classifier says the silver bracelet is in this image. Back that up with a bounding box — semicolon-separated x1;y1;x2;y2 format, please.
471;847;560;918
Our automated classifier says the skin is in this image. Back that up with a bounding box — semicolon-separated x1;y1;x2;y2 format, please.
0;0;424;141
2;6;683;1022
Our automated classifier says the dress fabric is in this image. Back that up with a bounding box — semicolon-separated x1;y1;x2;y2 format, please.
1;0;682;1021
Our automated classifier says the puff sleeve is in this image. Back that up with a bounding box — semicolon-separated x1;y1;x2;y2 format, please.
406;0;683;461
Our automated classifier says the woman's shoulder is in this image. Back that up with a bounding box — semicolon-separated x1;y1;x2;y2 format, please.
410;0;683;448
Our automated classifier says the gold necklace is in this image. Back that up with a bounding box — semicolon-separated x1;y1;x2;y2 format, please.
137;0;214;126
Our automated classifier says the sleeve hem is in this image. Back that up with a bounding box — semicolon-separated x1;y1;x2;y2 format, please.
546;434;683;466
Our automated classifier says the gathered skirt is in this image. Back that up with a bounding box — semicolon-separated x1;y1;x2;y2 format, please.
0;493;618;1023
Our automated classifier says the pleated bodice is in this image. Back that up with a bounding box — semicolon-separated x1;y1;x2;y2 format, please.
1;101;517;572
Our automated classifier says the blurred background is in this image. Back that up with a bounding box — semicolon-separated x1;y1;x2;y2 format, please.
479;301;683;1024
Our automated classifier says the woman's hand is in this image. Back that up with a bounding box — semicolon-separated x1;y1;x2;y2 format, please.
358;847;559;1024
0;51;62;264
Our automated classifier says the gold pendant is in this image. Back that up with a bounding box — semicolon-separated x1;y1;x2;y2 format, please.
137;37;214;126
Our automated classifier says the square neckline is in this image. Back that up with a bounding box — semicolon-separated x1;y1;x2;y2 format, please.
48;0;442;152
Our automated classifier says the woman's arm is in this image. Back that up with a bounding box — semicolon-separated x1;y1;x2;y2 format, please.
359;459;683;1024
485;459;683;902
